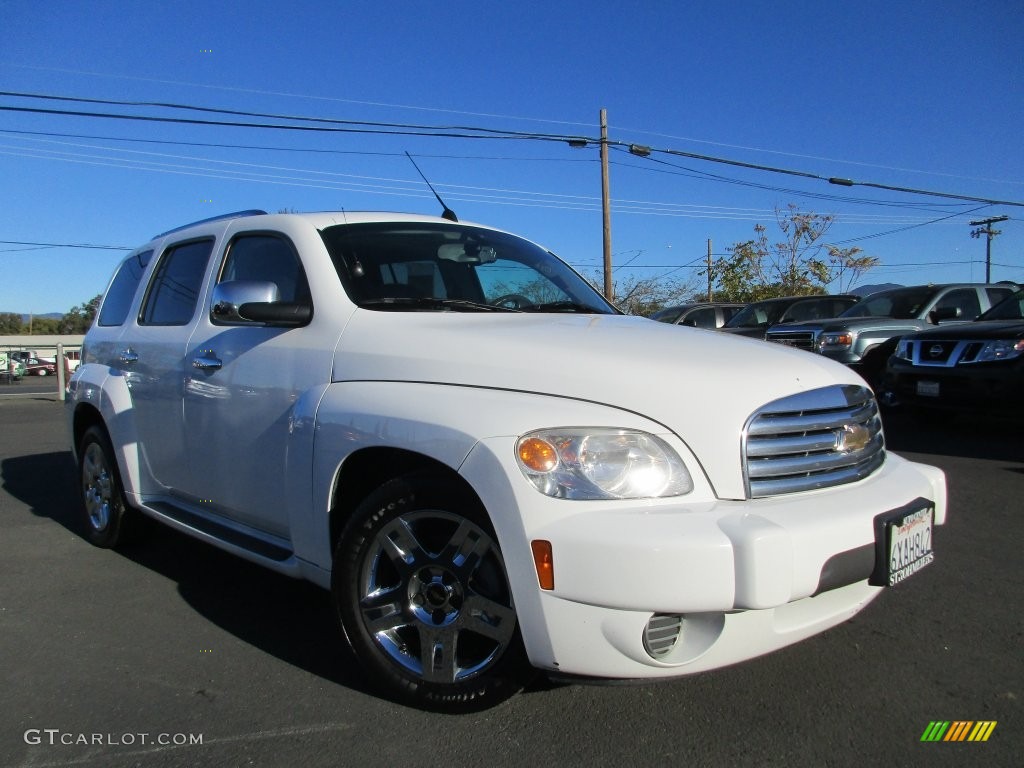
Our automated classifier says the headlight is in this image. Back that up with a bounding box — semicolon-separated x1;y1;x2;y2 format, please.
974;339;1024;362
818;332;853;350
516;429;693;500
895;338;912;361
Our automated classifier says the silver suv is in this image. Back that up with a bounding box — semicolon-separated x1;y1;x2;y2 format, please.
765;283;1019;386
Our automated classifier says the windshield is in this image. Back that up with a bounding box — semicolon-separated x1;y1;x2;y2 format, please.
979;289;1024;321
839;287;937;319
320;222;615;314
725;299;792;329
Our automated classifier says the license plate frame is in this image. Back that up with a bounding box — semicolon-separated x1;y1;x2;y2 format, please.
870;500;936;587
916;380;940;397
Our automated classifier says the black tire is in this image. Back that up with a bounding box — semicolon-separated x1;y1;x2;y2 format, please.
78;425;136;548
333;472;532;712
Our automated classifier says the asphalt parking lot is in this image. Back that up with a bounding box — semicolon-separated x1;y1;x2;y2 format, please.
1;390;1021;767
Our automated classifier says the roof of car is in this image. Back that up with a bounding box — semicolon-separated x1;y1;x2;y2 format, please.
152;210;490;241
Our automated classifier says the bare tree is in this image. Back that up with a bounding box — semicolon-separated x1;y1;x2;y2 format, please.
706;205;879;301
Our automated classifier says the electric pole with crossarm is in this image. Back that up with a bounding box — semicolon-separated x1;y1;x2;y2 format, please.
969;215;1008;282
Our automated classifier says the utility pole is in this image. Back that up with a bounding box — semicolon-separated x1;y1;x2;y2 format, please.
600;109;613;302
969;215;1008;282
706;239;713;301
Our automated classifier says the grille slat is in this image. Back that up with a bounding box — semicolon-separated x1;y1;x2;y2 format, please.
743;385;885;499
746;401;876;436
745;431;839;457
747;434;884;477
767;330;816;350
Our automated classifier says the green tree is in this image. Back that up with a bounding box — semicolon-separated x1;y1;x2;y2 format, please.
0;312;23;334
31;317;60;334
57;295;102;334
705;205;879;301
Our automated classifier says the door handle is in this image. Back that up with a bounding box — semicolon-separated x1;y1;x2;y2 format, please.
192;356;223;371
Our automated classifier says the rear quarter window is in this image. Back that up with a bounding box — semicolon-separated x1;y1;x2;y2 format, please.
97;250;153;327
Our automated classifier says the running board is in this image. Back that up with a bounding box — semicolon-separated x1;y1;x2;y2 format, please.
148;501;294;562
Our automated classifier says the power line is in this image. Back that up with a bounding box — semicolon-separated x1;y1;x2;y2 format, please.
9;64;1018;188
3;90;1023;208
0;128;593;162
0;239;132;251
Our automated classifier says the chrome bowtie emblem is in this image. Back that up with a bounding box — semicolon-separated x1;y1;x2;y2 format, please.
836;424;871;453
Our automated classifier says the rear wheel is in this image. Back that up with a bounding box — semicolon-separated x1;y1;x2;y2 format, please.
333;473;532;711
78;426;136;548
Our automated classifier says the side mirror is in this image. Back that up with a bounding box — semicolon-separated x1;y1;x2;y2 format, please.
928;306;961;324
211;281;312;327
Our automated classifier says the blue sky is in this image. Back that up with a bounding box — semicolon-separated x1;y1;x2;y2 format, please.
2;0;1022;314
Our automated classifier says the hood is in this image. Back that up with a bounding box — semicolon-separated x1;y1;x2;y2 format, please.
901;320;1024;341
775;316;926;333
334;311;865;499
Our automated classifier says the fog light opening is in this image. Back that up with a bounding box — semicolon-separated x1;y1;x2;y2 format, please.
643;614;684;660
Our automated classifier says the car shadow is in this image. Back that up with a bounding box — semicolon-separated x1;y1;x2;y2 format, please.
881;409;1023;464
1;450;372;696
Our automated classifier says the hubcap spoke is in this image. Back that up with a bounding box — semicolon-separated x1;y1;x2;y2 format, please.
441;519;494;579
461;593;517;644
376;517;427;574
360;587;408;634
417;625;459;683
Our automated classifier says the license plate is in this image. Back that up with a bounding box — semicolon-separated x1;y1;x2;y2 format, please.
916;380;940;397
885;506;934;585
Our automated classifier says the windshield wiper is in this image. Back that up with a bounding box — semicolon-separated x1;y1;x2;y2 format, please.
521;300;604;313
360;297;520;312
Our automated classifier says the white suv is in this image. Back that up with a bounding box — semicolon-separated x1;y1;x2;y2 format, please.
68;210;946;711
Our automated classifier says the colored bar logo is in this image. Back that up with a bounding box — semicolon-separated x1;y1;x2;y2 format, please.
921;721;997;742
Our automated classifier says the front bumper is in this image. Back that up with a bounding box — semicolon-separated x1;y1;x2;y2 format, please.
884;361;1022;411
461;443;946;679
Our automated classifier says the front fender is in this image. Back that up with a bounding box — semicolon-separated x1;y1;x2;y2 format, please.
301;380;708;570
69;363;147;503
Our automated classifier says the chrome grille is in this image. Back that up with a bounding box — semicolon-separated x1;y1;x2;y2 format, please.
743;385;885;498
766;330;816;351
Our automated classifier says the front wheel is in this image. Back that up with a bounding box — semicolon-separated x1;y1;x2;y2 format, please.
333;473;532;711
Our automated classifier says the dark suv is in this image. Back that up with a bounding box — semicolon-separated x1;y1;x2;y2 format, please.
882;288;1024;414
765;283;1019;386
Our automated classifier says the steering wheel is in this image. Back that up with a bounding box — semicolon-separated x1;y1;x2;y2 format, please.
491;293;534;310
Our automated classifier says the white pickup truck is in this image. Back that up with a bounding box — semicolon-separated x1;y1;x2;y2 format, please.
68;210;946;711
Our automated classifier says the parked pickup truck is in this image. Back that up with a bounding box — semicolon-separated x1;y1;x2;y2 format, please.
764;283;1019;387
68;210;946;712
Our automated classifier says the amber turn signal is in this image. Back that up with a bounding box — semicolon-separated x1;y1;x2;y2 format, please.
531;539;555;590
518;437;558;473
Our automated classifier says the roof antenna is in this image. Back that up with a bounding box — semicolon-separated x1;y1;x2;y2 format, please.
405;151;458;222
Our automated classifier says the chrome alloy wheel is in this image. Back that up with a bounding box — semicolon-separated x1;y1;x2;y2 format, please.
356;510;517;684
81;442;114;532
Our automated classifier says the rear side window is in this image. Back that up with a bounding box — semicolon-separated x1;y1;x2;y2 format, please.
933;288;981;320
141;239;215;325
682;307;719;328
986;286;1016;306
98;250;153;327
